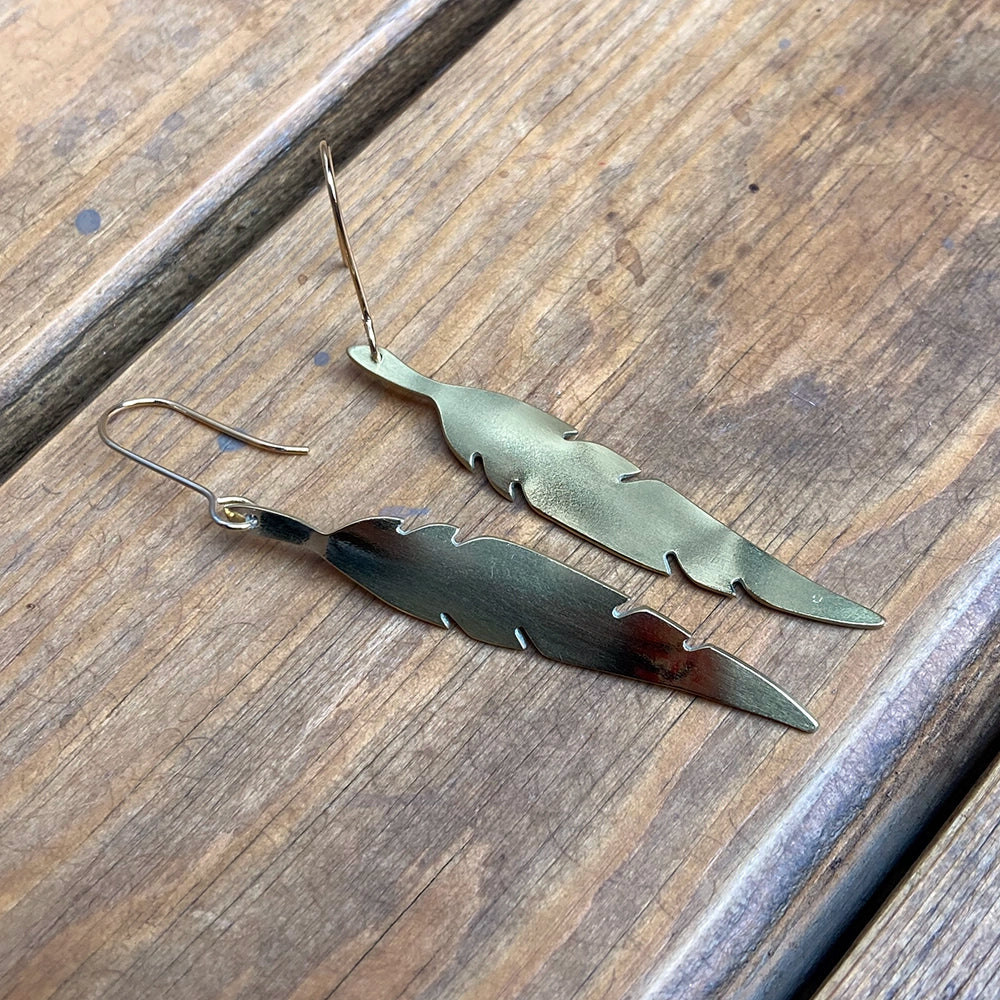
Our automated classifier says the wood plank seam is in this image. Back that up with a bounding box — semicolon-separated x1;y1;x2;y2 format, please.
0;0;522;482
4;0;1000;996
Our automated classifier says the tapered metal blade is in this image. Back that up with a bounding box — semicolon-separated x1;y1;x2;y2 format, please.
348;347;882;630
237;504;816;731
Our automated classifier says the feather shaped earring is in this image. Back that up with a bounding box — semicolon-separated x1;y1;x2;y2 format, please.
320;143;883;630
98;396;817;731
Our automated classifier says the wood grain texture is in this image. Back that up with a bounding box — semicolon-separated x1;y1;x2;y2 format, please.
0;0;518;477
3;0;1000;998
816;748;1000;999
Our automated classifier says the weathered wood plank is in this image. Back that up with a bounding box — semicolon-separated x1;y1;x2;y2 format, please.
815;747;1000;999
0;0;518;478
3;1;1000;998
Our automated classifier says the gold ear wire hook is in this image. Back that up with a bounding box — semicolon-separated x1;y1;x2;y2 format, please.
98;397;308;529
319;140;380;363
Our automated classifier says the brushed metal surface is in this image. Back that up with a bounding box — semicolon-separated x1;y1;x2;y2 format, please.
97;396;817;730
229;503;818;731
348;347;883;629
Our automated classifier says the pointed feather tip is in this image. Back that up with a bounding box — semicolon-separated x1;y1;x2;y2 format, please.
700;642;820;732
806;602;885;630
705;681;818;733
852;606;886;629
774;700;819;734
735;576;886;629
802;585;885;629
737;679;819;733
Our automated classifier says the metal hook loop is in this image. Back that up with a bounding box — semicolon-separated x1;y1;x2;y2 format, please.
319;141;380;363
98;397;309;529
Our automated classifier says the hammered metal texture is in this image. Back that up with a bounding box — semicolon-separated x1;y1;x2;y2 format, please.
348;347;882;629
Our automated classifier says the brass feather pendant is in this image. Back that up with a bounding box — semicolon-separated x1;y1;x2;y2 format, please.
98;396;818;732
348;348;883;630
318;143;881;631
228;504;818;732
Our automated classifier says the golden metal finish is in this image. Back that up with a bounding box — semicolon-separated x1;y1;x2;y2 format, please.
319;141;379;361
98;397;818;731
98;397;308;528
227;504;818;731
319;145;880;629
347;348;884;629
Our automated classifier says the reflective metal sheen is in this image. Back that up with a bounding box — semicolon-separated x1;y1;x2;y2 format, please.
98;396;816;732
348;347;884;629
226;503;818;732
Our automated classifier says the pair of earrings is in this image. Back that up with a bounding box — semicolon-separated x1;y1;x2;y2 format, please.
99;143;883;733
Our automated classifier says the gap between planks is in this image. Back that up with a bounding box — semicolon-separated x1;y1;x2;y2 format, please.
811;723;1000;1000
0;0;522;481
3;0;1000;998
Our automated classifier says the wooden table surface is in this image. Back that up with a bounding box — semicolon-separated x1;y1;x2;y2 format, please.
817;748;1000;998
3;1;1000;998
0;0;515;476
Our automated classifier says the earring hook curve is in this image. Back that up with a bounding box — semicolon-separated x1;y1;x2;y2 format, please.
319;141;380;363
98;397;308;529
